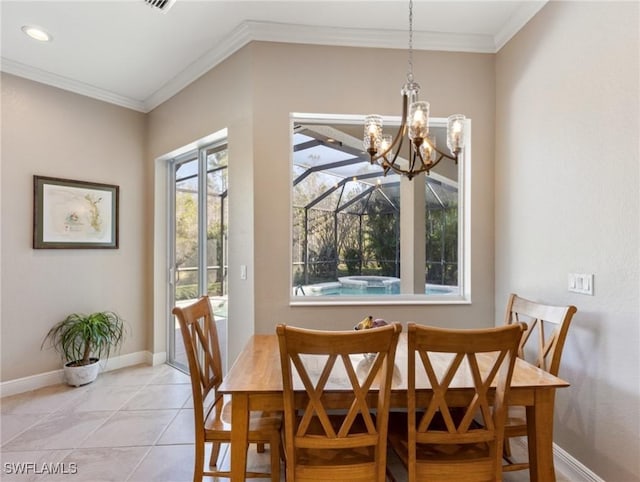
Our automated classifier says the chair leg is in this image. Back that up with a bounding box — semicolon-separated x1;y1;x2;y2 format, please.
385;466;397;482
501;436;530;472
208;441;221;468
257;442;266;453
270;434;281;482
194;441;205;482
504;436;512;458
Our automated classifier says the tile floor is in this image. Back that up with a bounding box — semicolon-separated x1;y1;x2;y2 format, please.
1;363;571;481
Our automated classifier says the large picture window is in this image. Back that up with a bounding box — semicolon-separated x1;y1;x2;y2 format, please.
291;114;469;303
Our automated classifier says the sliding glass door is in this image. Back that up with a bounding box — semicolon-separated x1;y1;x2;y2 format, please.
168;141;228;373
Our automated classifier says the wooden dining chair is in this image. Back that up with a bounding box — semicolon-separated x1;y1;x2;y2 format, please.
387;322;525;482
276;322;402;482
173;296;281;482
502;293;577;472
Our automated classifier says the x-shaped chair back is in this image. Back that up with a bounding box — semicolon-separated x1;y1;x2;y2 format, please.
277;323;401;481
505;294;577;376
174;297;281;481
406;323;524;480
173;296;223;413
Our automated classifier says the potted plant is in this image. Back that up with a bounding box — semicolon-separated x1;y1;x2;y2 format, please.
42;311;126;386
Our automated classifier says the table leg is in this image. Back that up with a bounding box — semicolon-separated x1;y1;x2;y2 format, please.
527;388;557;482
230;393;249;482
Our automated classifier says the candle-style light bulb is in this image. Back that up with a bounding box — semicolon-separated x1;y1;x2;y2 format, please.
363;115;383;155
379;135;393;158
447;114;466;154
409;101;429;142
420;134;436;163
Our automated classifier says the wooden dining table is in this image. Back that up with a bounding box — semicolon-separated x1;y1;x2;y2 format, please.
218;332;569;482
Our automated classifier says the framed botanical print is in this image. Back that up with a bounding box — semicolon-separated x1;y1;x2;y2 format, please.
33;176;119;249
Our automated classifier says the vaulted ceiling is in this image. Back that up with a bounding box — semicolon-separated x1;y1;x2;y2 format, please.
1;1;546;112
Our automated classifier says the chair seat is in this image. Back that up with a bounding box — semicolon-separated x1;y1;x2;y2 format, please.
504;406;527;438
294;414;376;466
388;412;491;466
291;414;379;482
204;395;282;439
506;406;526;426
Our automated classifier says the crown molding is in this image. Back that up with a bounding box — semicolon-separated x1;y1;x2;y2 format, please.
0;58;147;112
143;21;498;111
494;0;548;51
2;10;546;114
143;21;254;112
246;20;497;53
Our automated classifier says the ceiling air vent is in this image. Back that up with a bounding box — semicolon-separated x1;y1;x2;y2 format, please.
143;0;176;13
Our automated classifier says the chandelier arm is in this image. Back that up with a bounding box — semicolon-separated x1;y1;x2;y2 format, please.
386;161;428;180
409;145;418;173
414;143;429;170
381;95;409;172
385;131;406;170
434;145;459;163
371;94;409;164
425;153;446;173
389;150;457;179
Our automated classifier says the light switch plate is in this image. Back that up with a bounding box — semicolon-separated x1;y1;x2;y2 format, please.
568;273;594;295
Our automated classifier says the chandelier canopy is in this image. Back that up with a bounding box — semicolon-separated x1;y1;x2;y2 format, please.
363;0;467;180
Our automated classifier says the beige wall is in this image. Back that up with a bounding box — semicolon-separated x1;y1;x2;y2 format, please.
147;46;255;361
0;73;148;381
147;41;496;365
250;42;495;335
495;1;640;480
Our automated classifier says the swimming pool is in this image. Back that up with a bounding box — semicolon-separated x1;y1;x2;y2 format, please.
294;276;457;296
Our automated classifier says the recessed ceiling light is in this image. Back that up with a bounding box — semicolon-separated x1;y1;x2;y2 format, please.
21;25;52;42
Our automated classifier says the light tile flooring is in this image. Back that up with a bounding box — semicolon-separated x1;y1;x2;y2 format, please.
1;363;571;481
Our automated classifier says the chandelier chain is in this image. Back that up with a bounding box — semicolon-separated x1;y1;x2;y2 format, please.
407;0;414;83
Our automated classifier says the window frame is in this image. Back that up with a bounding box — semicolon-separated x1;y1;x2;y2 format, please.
289;112;471;306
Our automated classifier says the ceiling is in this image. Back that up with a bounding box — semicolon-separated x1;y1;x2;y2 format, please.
0;0;547;113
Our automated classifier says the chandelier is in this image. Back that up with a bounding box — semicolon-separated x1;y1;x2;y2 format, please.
363;0;467;180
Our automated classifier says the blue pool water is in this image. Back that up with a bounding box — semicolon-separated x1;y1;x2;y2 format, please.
294;276;456;296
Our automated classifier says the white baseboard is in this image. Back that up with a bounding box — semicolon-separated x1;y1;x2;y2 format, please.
0;369;66;398
554;442;604;482
511;437;603;481
99;350;152;372
151;351;167;366
0;350;157;397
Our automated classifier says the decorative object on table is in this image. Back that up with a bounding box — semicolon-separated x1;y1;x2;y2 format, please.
41;311;126;386
33;175;119;249
355;316;390;359
354;315;388;330
363;0;467;180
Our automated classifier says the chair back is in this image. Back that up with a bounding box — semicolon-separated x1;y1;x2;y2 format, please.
277;322;401;482
172;296;224;426
504;293;577;375
407;322;525;481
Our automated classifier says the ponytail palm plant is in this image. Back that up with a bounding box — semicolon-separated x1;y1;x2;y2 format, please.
42;311;126;366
